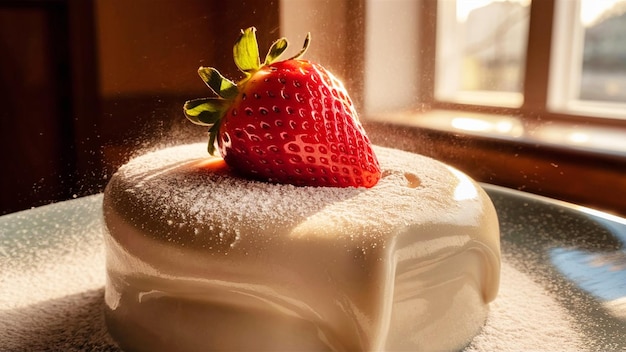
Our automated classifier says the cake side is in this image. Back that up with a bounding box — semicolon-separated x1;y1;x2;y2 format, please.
103;144;500;351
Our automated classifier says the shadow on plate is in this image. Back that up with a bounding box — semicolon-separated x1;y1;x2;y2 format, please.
0;288;120;352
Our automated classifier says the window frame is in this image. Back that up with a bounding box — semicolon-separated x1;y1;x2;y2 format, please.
417;0;626;129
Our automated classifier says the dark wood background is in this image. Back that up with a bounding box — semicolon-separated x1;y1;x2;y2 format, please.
1;0;624;217
0;0;281;215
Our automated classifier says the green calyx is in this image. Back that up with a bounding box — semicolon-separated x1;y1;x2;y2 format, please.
183;27;311;155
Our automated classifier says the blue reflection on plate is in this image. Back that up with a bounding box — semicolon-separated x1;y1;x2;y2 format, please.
550;247;626;302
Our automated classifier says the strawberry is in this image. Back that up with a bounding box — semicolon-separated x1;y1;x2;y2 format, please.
184;27;381;188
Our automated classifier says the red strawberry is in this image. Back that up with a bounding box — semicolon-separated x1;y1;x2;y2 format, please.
184;27;380;188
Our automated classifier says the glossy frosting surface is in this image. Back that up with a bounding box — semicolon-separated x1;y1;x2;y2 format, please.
103;144;500;351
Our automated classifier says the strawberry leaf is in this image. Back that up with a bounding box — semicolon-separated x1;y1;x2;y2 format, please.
207;122;221;155
198;67;238;100
287;32;311;61
233;27;261;75
264;37;288;65
183;98;229;126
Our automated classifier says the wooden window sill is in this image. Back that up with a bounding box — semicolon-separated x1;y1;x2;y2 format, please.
364;110;626;217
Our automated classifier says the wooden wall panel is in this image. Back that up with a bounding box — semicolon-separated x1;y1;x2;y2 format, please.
0;3;73;214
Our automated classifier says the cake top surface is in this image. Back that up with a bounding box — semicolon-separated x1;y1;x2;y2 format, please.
105;144;496;257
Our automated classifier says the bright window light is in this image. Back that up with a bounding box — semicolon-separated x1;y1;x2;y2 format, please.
549;0;626;120
435;0;530;107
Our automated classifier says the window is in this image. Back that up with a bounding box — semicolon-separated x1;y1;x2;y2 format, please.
428;0;626;122
435;0;530;108
549;0;626;120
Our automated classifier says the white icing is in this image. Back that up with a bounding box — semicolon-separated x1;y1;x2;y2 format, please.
103;144;500;351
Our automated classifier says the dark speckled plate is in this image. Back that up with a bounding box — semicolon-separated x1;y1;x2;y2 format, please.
484;184;626;351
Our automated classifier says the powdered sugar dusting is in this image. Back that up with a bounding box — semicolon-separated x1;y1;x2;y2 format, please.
105;144;468;253
465;256;588;352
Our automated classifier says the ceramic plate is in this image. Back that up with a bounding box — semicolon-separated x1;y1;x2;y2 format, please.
0;185;624;351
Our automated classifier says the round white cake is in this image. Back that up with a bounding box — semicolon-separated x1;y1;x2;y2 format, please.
102;143;501;351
